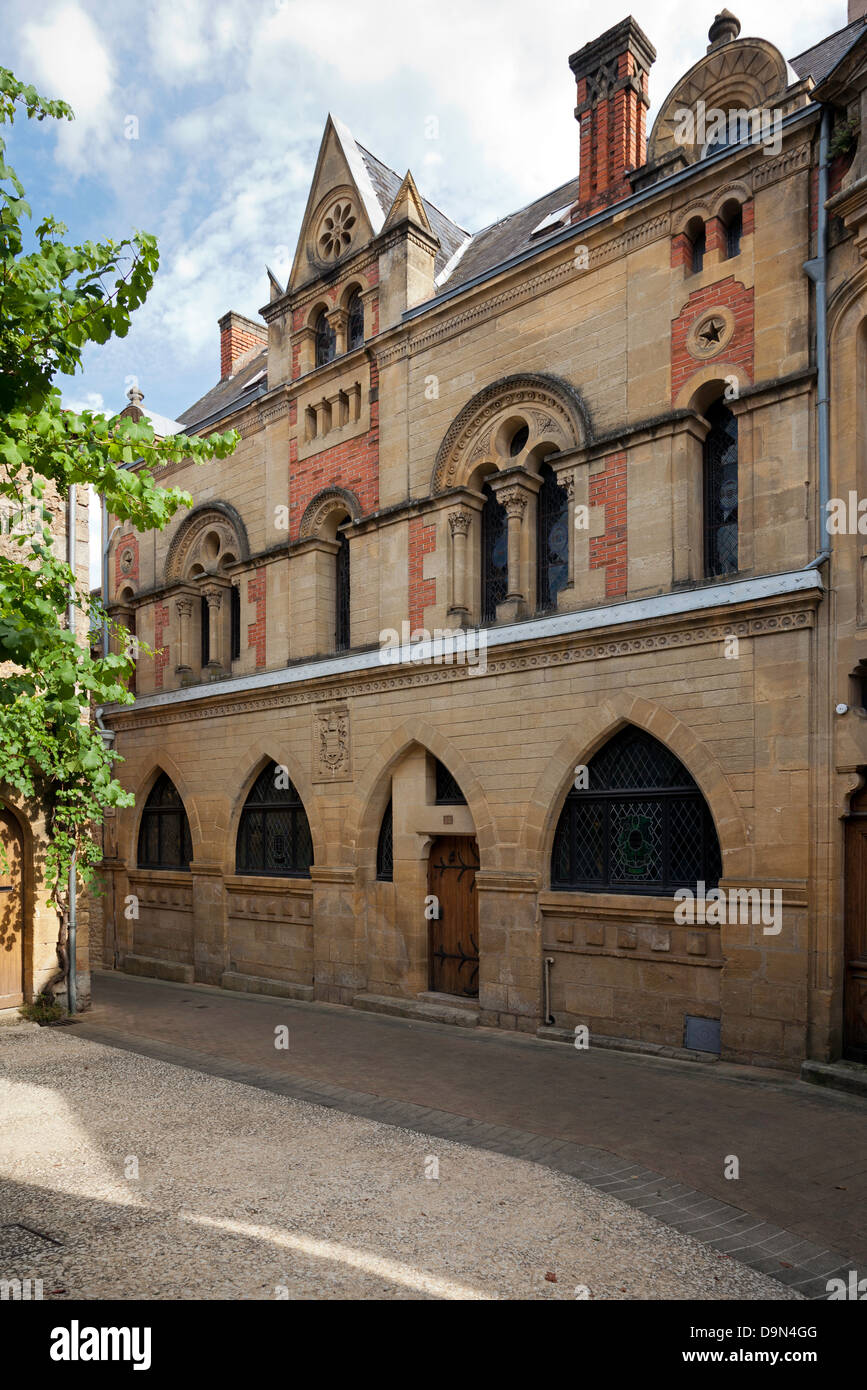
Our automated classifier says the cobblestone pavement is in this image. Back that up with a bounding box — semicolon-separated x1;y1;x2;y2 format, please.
0;1028;801;1301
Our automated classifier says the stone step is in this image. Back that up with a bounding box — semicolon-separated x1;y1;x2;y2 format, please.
537;1023;718;1063
801;1058;867;1100
220;971;314;1002
353;992;479;1028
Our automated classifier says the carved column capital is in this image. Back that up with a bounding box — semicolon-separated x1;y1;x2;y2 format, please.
448;508;472;536
498;486;528;520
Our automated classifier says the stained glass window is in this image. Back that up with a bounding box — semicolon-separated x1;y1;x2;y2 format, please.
315;311;336;367
376;799;393;881
236;762;313;877
551;727;721;894
481;482;507;622
137;773;193;870
703;400;738;577
435;759;466;805
537;463;569;612
347;292;364;351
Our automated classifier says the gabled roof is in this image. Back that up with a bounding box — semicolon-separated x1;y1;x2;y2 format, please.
438;173;584;291
177;346;268;431
790;16;867;86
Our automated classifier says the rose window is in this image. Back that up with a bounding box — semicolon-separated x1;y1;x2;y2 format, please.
318;201;356;260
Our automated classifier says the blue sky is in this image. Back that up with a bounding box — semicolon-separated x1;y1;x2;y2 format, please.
4;0;843;580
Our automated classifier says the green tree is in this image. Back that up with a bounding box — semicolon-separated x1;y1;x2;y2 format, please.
0;67;238;1007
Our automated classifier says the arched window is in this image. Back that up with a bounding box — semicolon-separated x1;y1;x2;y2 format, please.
690;220;706;273
481;482;507;622
335;527;350;651
236;762;313;877
723;204;742;259
347;292;364;351
536;463;569;613
138;773;193;870
703;399;738;577
376;799;393;881
551;727;722;895
434;758;466;805
230;584;241;661
315;311;336;367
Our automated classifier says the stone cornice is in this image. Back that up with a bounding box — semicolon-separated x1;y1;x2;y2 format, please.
105;577;820;733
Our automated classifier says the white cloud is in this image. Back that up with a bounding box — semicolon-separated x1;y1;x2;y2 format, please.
22;2;117;174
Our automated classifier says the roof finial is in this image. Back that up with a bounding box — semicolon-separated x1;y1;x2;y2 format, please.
126;380;144;408
707;9;741;52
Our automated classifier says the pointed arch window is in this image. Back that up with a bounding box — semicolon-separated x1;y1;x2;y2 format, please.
435;758;466;805
703;399;738;577
481;482;507;623
347;292;364;351
236;762;313;877
138;773;193;870
315;311;336;367
551;727;721;895
335;528;350;651
376;799;393;881
537;463;569;612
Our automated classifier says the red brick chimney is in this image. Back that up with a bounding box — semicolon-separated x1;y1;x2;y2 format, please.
219;310;267;380
569;16;656;214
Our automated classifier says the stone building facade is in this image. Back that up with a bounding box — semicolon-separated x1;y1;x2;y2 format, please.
96;10;867;1071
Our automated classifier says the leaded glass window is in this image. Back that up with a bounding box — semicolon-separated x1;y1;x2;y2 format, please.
537;463;569;612
347;292;364;351
691;223;705;273
435;758;466;805
315;311;336;367
376;799;393;881
481;482;507;622
236;762;313;877
335;528;350;651
551;727;721;895
137;773;193;870
725;206;742;259
703;400;738;577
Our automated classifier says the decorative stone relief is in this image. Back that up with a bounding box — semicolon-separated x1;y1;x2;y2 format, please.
313;704;352;782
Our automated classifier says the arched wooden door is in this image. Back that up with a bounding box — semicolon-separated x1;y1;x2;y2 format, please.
0;810;24;1009
844;783;867;1062
427;836;479;997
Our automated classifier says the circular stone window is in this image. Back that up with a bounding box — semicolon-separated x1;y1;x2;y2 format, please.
316;200;357;261
119;547;135;574
686;306;735;360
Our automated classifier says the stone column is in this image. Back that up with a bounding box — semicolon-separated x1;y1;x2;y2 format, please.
203;585;223;670
327;307;348;357
447;508;472;621
174;595;193;673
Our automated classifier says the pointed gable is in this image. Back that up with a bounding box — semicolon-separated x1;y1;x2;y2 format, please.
287;115;382;293
381;170;435;238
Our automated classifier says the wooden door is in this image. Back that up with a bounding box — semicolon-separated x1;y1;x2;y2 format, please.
428;836;479;998
844;796;867;1062
0;810;24;1009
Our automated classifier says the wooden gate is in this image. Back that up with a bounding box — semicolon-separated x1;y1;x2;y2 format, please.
428;836;479;997
0;810;24;1009
844;785;867;1062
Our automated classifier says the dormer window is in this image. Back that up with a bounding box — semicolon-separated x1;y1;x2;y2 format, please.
315;311;336;367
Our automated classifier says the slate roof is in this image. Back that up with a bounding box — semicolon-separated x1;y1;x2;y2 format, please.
440;174;584;292
790;16;867;86
177;346;267;431
358;143;469;275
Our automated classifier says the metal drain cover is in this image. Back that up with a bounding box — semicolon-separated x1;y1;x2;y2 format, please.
0;1223;61;1259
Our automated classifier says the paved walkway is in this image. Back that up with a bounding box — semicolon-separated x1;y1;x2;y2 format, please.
74;970;867;1298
